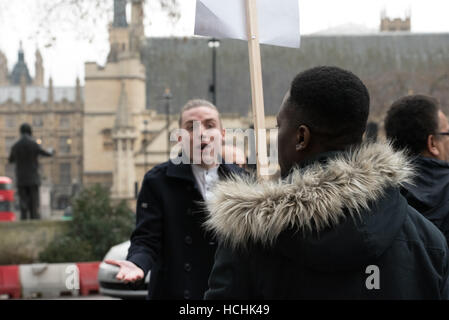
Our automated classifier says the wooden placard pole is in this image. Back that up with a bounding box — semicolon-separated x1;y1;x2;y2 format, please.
245;0;269;179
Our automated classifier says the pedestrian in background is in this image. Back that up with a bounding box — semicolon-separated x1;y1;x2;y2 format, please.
385;95;449;246
8;123;53;220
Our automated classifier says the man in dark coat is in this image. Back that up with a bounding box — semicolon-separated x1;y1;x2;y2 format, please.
8;123;53;220
385;95;449;247
204;66;449;299
106;99;245;300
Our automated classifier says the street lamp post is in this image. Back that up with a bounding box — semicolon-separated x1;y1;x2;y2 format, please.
163;88;172;159
208;38;220;105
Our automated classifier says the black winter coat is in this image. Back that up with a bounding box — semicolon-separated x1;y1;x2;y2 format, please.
8;134;52;187
402;156;449;246
204;143;449;299
127;160;244;300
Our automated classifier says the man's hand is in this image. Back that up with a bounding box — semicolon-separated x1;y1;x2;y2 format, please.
105;260;144;283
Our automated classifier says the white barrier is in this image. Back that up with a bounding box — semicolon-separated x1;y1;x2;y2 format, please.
19;263;80;298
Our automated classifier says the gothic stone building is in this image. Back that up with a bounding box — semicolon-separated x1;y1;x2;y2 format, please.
3;0;448;210
0;45;83;211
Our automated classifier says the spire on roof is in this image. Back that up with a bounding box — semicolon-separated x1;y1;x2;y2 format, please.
113;0;128;28
115;82;133;129
0;50;8;85
18;41;24;62
34;47;44;86
10;42;32;85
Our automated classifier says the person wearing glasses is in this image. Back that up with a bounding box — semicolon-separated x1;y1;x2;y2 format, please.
385;94;449;246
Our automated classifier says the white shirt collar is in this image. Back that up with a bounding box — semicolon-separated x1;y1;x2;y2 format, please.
191;165;219;200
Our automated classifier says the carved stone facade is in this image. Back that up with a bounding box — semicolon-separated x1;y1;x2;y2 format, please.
0;46;83;211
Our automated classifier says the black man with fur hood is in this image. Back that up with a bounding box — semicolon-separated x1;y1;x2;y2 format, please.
204;66;449;300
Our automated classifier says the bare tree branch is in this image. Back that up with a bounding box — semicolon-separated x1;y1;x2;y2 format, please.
34;0;180;48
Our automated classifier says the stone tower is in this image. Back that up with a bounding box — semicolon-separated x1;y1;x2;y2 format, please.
107;0;129;63
130;0;145;55
83;0;146;195
380;10;411;32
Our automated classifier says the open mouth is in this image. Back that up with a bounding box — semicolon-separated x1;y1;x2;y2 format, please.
200;142;209;151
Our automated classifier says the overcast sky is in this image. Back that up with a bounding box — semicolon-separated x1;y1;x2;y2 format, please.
1;0;449;86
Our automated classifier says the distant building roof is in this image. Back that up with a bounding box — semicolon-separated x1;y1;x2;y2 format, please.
0;86;83;105
142;33;449;118
312;23;378;36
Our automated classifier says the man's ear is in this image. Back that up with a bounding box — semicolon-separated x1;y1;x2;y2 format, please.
296;125;311;151
427;134;440;157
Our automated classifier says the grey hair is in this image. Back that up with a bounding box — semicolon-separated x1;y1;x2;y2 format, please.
178;99;221;127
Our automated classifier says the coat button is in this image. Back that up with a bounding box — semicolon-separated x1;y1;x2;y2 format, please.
184;236;192;245
184;290;191;300
184;263;192;272
209;241;216;246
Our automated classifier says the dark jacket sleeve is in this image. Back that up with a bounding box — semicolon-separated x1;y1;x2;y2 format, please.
8;145;15;163
439;213;449;250
440;239;449;299
204;244;252;300
126;175;163;276
37;144;53;157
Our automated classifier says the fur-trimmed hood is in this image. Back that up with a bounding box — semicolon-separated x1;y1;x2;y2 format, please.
205;142;415;250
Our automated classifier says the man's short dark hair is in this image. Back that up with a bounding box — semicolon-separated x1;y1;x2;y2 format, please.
385;95;440;155
286;66;370;148
178;99;221;127
20;123;32;135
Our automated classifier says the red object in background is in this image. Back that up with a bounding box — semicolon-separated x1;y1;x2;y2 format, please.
77;262;101;296
0;177;14;201
0;177;15;222
0;265;21;299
